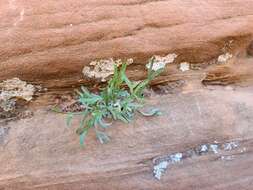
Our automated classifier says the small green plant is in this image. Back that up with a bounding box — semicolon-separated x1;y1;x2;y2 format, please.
55;58;163;146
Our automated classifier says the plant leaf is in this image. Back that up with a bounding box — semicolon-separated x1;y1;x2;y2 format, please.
122;74;134;93
51;106;63;113
79;130;88;147
138;108;162;117
108;107;117;120
117;113;130;123
133;79;149;97
60;58;164;147
96;131;110;144
149;68;164;81
98;118;112;129
66;113;73;127
75;89;84;97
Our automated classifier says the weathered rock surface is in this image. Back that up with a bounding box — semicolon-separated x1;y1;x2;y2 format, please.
247;41;253;56
0;86;253;189
1;1;253;189
0;0;253;88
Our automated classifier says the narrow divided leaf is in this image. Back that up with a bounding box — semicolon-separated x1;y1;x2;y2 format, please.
138;108;162;117
98;118;112;129
79;130;88;147
51;106;63;113
66;113;73;127
96;131;110;144
59;59;164;146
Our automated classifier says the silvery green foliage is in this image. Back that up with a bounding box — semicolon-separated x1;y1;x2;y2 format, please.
65;58;163;146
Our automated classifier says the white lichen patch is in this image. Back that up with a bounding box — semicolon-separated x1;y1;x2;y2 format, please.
146;53;177;71
170;153;183;163
179;62;190;72
200;144;209;153
220;155;234;161
0;78;36;111
153;161;169;180
82;58;133;82
240;147;247;153
153;140;241;180
153;152;182;180
217;53;233;64
210;144;219;154
223;141;239;151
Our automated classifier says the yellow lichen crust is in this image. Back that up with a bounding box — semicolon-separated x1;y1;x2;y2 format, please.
82;58;133;82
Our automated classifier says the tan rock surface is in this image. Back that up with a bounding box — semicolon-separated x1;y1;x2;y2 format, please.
0;0;253;88
1;1;253;189
1;86;253;189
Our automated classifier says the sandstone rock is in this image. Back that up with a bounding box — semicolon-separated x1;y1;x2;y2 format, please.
247;41;253;56
1;2;253;189
1;87;253;189
0;0;253;89
0;78;35;112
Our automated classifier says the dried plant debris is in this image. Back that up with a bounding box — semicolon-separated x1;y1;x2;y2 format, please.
83;58;133;82
202;66;240;85
152;80;185;95
0;78;36;124
180;52;233;71
153;140;243;180
54;99;86;113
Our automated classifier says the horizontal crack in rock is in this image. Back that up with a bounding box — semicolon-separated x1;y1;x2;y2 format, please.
153;140;243;180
